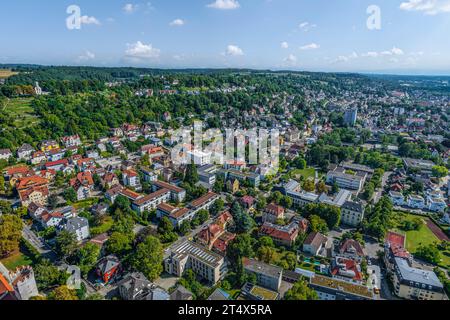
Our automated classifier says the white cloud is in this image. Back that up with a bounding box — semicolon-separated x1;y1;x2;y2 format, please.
123;3;138;13
207;0;240;10
281;42;289;49
299;43;320;50
77;51;96;62
125;41;160;60
283;54;298;66
298;22;317;32
224;45;244;56
400;0;450;15
333;52;359;63
80;16;100;25
170;19;185;26
361;47;404;58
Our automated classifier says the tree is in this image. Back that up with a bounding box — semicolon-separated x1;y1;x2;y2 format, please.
432;165;448;179
293;157;307;170
310;215;329;234
284;279;318;300
209;199;225;216
196;209;210;224
230;202;255;233
55;230;78;258
257;236;274;248
415;243;442;265
256;246;276;263
0;214;23;257
184;163;199;186
302;179;315;192
105;232;132;256
131;236;164;281
316;180;327;194
179;220;191;235
63;187;77;203
301;203;341;229
76;243;101;276
34;259;68;291
227;234;254;270
331;181;340;195
48;286;79;300
48;194;59;209
363;182;375;201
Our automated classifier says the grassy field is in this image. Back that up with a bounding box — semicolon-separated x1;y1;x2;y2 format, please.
393;212;450;269
2;97;40;129
290;167;316;180
0;251;33;271
0;69;18;79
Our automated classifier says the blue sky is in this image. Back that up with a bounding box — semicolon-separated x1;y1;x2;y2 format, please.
1;0;450;74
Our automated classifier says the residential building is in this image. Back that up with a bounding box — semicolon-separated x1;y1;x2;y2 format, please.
309;274;374;300
152;180;186;202
392;257;445;300
262;203;285;223
0;264;39;300
0;149;13;161
407;195;425;209
131;188;171;214
70;171;94;201
326;170;365;192
63;217;90;242
164;240;226;284
96;255;121;284
118;272;169;301
259;221;299;247
303;232;329;257
16;176;49;207
390;191;406;206
242;258;283;292
344;109;358;126
340;201;365;227
16;144;34;161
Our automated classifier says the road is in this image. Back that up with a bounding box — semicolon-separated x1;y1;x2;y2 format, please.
22;225;58;262
373;171;392;204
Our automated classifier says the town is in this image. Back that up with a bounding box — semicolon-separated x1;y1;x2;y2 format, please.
0;66;449;302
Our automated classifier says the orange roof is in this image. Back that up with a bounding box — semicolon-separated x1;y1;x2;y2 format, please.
16;176;49;190
169;207;191;219
153;180;184;193
190;192;218;208
133;188;170;206
0;273;13;294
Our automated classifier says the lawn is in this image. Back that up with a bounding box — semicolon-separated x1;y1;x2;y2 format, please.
90;215;114;236
392;212;450;269
72;198;99;210
0;251;33;271
2;97;40;129
290;167;316;181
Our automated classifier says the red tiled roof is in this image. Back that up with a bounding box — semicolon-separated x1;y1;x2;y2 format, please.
265;203;285;217
0;273;13;295
190;192;218;208
16;176;49;190
169;207;191;219
133;188;169;205
259;222;299;242
153;180;184;193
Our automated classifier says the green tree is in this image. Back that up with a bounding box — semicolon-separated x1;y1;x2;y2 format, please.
76;243;101;276
105;232;133;256
184;163;199;186
131;236;164;281
55;230;78;258
309;215;329;234
415;243;442;265
432;165;448;179
48;286;79;301
284;279;318;300
63;187;77;203
0;214;23;257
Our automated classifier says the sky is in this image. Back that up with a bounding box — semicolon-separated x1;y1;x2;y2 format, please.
1;0;450;74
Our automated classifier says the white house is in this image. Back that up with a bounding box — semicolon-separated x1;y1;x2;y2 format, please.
64;217;90;242
389;191;406;206
427;197;447;213
407;195;425;209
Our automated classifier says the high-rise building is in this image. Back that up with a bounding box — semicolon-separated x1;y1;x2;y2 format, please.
344;109;358;126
